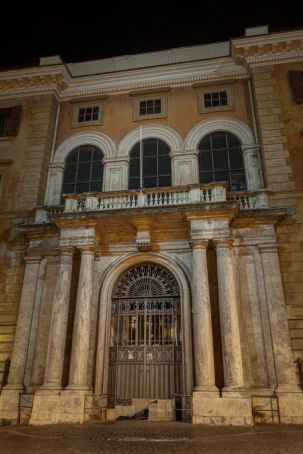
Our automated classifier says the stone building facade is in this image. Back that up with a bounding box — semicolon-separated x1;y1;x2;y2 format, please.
0;26;303;425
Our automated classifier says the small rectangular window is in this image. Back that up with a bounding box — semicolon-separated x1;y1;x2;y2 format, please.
132;93;168;121
197;86;233;113
0;106;22;137
72;100;105;128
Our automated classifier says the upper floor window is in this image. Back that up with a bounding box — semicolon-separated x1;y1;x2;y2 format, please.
62;145;103;195
197;86;233;113
129;138;171;189
72;101;104;127
132;94;167;120
198;132;246;191
289;71;303;103
0;106;22;137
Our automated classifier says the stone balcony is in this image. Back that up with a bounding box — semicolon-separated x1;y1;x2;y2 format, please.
34;183;270;224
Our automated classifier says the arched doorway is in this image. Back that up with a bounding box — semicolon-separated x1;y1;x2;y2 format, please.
108;264;182;404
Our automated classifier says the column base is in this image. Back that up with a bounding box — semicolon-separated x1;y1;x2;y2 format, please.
30;389;92;425
193;385;220;397
0;388;22;423
221;386;248;398
275;386;303;424
192;392;253;426
64;385;92;393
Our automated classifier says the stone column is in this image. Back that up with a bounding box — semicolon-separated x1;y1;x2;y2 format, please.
215;239;245;393
67;247;95;390
5;255;41;390
191;240;218;394
259;244;299;392
42;247;74;390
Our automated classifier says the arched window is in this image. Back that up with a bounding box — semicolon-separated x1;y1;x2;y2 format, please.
129;138;171;189
62;145;103;194
198;132;246;191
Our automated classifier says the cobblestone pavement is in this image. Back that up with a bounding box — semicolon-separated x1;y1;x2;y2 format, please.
1;421;303;454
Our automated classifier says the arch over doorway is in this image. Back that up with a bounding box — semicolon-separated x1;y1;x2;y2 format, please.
95;253;193;400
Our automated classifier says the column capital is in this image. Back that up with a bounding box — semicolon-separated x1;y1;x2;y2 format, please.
78;246;96;256
213;238;234;249
258;243;279;253
23;255;42;264
189;239;209;250
59;247;75;257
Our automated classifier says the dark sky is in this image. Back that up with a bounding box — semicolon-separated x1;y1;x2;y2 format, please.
1;1;303;70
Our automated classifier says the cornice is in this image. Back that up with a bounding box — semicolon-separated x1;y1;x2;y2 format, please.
0;57;247;100
231;29;303;69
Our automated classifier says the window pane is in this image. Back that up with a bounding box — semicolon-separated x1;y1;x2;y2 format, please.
64;165;77;183
213;149;228;169
200;172;213;183
77;163;91;181
158;156;171;174
199;151;212;170
199;135;211;150
214;171;229;183
75;183;89;193
229;148;244;169
211;133;227;149
129;178;140;189
129;158;140;177
93;149;102;161
154;99;161;107
230;171;247;191
146;100;153;107
158;140;170;155
131;143;140;158
66;150;78;164
144;157;157;176
144;139;157;157
62;183;75;194
89;181;102;192
144;177;157;188
158;176;171;187
212;92;219;100
227;133;240;147
147;106;153;114
79;147;92;162
91;162;102;180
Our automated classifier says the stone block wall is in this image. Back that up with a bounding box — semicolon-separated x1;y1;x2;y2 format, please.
252;62;303;363
0;94;58;385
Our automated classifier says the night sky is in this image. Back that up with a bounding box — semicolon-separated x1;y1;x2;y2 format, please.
1;1;303;70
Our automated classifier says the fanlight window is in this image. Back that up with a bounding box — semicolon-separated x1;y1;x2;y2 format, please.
62;145;103;195
113;265;180;299
198;132;246;191
129;138;171;189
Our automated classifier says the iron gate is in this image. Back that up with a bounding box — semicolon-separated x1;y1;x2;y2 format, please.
108;265;182;404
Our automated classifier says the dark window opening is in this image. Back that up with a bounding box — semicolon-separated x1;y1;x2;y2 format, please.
204;91;228;108
129;138;171;189
62;145;103;195
0;106;22;137
198;132;246;191
77;106;100;123
139;99;162;116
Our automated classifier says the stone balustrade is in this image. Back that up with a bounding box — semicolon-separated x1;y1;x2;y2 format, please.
227;190;270;210
33;185;270;222
63;183;229;213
